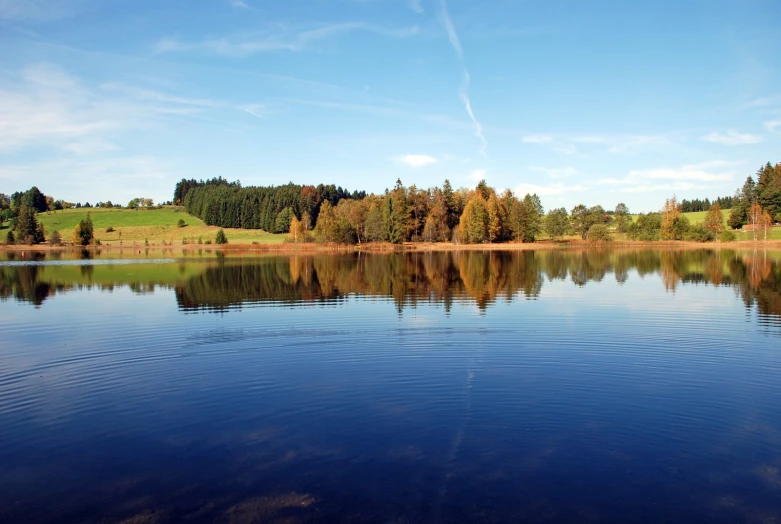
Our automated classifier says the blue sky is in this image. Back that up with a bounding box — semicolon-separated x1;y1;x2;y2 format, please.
0;0;779;212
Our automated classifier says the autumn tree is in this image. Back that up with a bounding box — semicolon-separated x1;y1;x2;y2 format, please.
760;210;772;241
314;200;338;242
747;201;763;241
704;202;725;236
288;216;306;243
661;196;682;240
458;195;490;243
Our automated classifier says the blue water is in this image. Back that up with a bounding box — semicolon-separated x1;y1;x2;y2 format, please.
1;249;780;522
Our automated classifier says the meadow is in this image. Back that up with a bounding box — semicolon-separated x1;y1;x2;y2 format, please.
33;207;286;246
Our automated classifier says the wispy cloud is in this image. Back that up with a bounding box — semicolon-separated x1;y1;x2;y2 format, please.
0;155;177;202
574;134;669;154
64;139;119;155
522;134;553;144
240;104;266;119
395;154;438;167
701;130;764;145
0;0;75;20
0;63;265;154
230;0;249;8
514;182;584;197
155;22;420;56
409;0;424;13
527;166;577;179
438;0;487;157
597;160;737;193
764;120;781;132
746;95;780;108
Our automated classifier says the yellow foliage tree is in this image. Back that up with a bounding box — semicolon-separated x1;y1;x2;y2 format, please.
661;195;681;240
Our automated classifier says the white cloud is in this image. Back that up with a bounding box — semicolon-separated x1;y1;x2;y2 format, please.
155;23;420;56
746;96;780;108
469;168;487;181
438;0;487;156
574;134;668;154
764;120;781;132
64;139;119;155
596;161;737;193
231;0;249;8
620;182;697;194
552;144;579;156
522;134;553;144
701;130;764;145
527;166;577;179
394;154;438;167
514;182;584;197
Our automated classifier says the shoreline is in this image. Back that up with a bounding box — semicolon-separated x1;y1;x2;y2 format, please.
3;238;781;254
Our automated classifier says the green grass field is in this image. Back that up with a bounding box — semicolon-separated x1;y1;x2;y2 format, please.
630;209;728;224
31;207;286;246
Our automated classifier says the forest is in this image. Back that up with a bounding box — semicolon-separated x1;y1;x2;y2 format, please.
173;161;781;245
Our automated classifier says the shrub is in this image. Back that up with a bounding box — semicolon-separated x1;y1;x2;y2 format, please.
182;236;189;245
50;230;62;246
685;223;715;242
144;238;149;247
106;226;115;233
719;230;737;242
215;229;228;244
5;230;15;245
197;236;203;244
204;239;212;245
586;223;612;242
177;219;186;228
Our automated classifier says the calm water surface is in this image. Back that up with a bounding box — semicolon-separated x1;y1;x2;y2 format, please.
1;249;781;523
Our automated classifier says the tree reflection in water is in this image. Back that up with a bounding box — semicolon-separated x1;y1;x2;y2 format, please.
1;249;780;320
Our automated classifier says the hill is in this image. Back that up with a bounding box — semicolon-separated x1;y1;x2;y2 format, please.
34;207;285;246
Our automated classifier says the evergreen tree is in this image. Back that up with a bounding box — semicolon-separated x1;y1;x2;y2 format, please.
14;204;42;245
215;228;228;244
72;214;95;246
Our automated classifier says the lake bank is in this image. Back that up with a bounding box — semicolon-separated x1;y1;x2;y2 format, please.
3;238;781;254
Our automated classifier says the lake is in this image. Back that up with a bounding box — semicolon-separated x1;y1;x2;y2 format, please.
1;248;780;523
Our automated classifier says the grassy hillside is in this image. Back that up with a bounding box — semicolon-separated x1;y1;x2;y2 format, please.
34;207;286;246
631;209;729;224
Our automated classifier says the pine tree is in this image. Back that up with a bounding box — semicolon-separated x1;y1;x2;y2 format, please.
14;204;41;245
215;228;228;244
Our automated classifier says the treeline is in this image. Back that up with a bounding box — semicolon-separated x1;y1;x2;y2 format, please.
727;162;781;232
175;177;366;233
172;171;778;245
681;196;734;213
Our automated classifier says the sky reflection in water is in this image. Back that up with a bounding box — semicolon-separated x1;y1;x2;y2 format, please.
1;249;780;523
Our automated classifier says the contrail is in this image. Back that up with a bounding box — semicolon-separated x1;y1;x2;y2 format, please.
438;0;487;157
